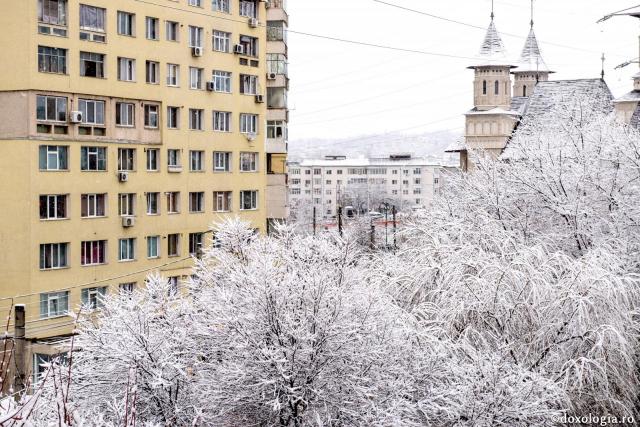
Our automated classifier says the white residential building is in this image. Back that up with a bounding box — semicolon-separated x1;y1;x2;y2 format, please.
288;155;449;220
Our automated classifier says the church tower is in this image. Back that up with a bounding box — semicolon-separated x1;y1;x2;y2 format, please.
462;5;519;170
513;1;553;97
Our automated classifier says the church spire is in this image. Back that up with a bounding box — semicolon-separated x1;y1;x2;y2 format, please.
516;0;552;74
468;4;515;69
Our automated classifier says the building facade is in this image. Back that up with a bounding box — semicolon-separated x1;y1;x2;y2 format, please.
0;0;287;387
288;155;445;222
265;0;289;232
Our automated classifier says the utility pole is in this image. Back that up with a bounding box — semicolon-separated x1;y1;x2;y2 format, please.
14;305;26;396
337;206;343;237
312;206;316;236
370;220;375;250
392;205;397;251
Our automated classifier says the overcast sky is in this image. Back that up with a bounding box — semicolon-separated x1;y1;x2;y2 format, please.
286;0;640;141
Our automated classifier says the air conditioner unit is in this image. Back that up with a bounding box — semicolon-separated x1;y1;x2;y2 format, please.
255;94;264;103
118;171;129;182
264;0;272;8
267;72;277;80
69;111;83;123
191;46;203;57
122;216;135;228
206;81;215;91
248;18;259;28
246;132;257;142
233;44;244;55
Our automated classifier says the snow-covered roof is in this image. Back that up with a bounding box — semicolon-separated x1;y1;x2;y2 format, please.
515;28;553;73
520;79;614;120
510;96;530;115
468;20;517;69
614;90;640;103
445;139;466;153
290;156;444;168
465;107;521;117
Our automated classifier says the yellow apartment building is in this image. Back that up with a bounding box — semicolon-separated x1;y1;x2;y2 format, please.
0;0;288;389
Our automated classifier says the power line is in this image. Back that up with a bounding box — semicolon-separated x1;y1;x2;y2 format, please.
372;0;630;58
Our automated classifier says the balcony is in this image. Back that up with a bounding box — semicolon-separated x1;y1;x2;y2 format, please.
266;173;288;220
267;0;289;24
266;137;287;154
267;23;287;44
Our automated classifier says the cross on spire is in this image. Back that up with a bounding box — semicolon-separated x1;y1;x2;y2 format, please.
530;0;535;28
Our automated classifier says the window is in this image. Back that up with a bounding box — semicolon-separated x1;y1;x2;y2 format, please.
267;120;286;139
240;74;258;95
240;113;258;134
212;0;230;13
116;102;135;127
146;148;159;171
189;0;202;6
290;188;300;195
118;148;136;171
167;64;180;86
40;195;67;220
146;17;159;40
167;277;179;295
168;233;180;257
267;53;287;75
190;151;204;171
147;236;160;258
188;26;203;48
213;31;231;52
239;35;258;57
494;80;499;95
167;107;179;129
414;178;421;185
189;109;204;130
166;192;180;213
79;4;105;32
213;111;231;132
212;70;231;92
80;146;107;171
189;192;205;213
189;233;203;256
240;152;258;172
36;95;67;122
81;193;106;217
40;291;69;318
189;67;204;90
146;192;159;215
117;57;136;81
239;190;258;210
120;283;136;294
39;145;68;170
81;240;107;266
482;80;487;95
119;193;136;216
523;85;528;97
80;52;104;77
413;168;422;175
146;61;159;84
239;0;257;18
119;238;136;261
38;46;67;74
166;21;179;41
144;105;159;128
214;152;231;172
168;149;181;168
214;191;232;212
117;11;135;36
39;243;68;270
79;99;105;125
313;168;321;175
38;0;68;26
81;287;106;309
413;188;422;195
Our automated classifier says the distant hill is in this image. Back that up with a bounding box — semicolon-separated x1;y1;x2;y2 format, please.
289;130;461;165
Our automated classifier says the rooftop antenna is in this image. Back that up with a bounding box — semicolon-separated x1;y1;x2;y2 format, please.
601;53;606;79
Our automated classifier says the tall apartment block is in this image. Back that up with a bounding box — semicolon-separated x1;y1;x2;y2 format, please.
265;0;289;231
0;0;287;386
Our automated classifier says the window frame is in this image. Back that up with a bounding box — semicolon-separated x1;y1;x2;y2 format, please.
239;190;258;211
81;193;106;218
39;194;68;220
80;146;107;171
118;238;136;262
39;243;69;270
80;240;107;266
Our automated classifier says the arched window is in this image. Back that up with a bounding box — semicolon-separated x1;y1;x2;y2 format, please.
523;85;527;97
482;80;487;95
494;80;499;95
